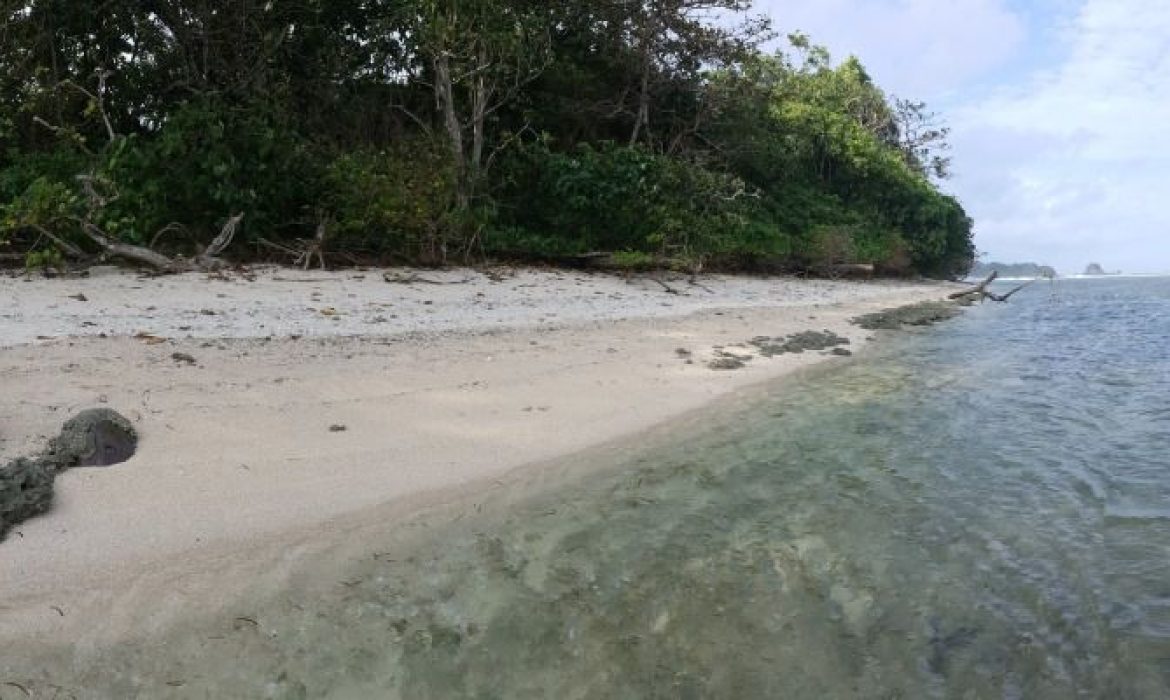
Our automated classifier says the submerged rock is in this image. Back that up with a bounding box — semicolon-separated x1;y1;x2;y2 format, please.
851;301;963;331
0;408;137;541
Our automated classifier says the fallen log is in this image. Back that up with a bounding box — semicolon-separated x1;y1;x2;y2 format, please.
79;213;243;272
81;221;176;269
384;270;443;284
985;280;1035;302
824;263;875;279
948;270;998;299
949;270;1037;303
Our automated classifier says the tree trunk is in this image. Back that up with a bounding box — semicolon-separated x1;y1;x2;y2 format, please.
470;42;489;179
434;51;468;213
629;11;653;146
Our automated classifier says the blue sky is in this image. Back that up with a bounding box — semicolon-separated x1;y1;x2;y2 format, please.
751;0;1169;274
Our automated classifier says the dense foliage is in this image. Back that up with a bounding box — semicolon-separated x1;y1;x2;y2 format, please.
0;0;974;276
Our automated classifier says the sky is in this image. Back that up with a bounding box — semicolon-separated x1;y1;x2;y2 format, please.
751;0;1169;274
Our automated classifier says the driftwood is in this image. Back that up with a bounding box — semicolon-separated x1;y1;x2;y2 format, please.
384;271;443;284
949;270;998;299
261;219;328;270
26;72;244;274
80;213;243;272
382;270;476;285
560;251;713;296
948;270;1035;303
985;280;1035;302
824;263;874;279
81;221;178;269
299;220;328;270
29;223;88;260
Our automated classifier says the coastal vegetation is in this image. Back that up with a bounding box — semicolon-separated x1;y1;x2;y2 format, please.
0;1;974;277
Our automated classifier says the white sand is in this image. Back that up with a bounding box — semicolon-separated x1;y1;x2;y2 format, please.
0;266;953;648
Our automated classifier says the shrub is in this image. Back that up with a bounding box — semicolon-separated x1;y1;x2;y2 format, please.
99;99;317;247
322;140;457;263
0;176;84;251
491;141;777;265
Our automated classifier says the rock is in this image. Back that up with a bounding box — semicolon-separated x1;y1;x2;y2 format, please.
851;301;963;331
44;408;138;470
749;330;850;356
1;408;137;543
0;457;55;540
708;356;746;370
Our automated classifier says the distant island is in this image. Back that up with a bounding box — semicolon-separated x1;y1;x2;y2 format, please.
970;261;1057;278
1082;263;1120;276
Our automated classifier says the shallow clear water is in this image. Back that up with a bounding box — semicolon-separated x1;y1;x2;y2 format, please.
21;278;1170;698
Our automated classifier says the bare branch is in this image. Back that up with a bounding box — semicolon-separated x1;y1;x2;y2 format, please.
985;280;1035;302
392;104;433;135
27;224;87;259
483;123;535;174
296;218;327;270
74;218;177;270
149;222;187;249
31;116;95;155
200;213;243;260
948;271;997;299
59;71;117;143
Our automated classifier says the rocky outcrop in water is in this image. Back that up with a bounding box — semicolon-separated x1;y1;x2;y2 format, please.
851;301;963;331
0;408;137;540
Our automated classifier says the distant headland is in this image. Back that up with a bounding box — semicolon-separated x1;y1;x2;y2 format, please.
970;261;1057;278
1082;262;1121;276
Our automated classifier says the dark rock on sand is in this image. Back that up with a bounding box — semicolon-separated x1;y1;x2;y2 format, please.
750;330;850;357
708;356;747;370
1;408;137;541
45;408;138;470
0;458;54;539
851;301;963;331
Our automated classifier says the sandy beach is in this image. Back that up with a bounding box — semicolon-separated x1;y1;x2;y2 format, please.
0;266;953;669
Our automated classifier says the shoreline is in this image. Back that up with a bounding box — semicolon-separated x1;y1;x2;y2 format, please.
0;267;957;653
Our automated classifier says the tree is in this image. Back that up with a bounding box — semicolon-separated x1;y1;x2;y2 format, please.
1;0;975;277
388;1;551;222
892;98;952;179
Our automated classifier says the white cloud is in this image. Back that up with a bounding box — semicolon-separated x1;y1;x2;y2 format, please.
754;0;1026;97
951;0;1170;272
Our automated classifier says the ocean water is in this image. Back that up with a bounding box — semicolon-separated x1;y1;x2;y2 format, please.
20;277;1170;698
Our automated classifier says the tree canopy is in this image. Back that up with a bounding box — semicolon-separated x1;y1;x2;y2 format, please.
0;0;974;277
